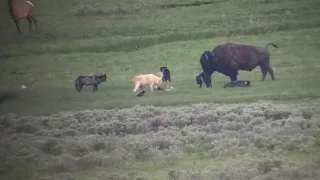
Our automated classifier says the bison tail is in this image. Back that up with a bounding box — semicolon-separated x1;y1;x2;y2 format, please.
265;43;279;50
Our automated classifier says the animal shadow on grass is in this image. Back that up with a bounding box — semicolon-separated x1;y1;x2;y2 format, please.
0;91;21;104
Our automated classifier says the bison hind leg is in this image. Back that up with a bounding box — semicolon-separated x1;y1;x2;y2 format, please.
259;65;268;81
268;66;275;80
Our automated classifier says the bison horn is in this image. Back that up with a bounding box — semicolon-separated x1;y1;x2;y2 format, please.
204;53;209;61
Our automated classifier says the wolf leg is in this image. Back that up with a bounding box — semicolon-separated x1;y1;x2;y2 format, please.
133;82;141;92
149;83;154;91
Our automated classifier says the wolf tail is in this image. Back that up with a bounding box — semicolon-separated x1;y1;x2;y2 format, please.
75;78;81;92
265;43;279;50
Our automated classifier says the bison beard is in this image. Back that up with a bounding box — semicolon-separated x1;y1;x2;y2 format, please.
199;43;278;88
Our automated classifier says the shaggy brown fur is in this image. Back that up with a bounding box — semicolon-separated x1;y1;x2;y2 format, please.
199;43;278;87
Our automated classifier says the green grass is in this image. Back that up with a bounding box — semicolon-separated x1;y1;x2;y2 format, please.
75;150;320;180
1;0;320;179
1;27;320;115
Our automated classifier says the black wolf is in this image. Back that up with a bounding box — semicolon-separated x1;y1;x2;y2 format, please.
199;43;278;87
196;71;212;88
160;67;171;82
160;66;172;89
75;73;107;92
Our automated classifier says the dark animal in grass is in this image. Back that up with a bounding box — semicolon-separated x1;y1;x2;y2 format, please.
75;73;107;92
199;43;279;88
137;90;146;97
196;71;212;88
160;67;171;82
223;80;251;88
8;0;38;33
136;85;164;97
160;66;172;89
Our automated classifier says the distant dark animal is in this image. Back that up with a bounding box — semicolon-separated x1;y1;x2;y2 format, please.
160;66;172;89
160;66;176;90
75;73;107;92
223;80;251;88
199;43;279;87
8;0;37;33
196;72;212;88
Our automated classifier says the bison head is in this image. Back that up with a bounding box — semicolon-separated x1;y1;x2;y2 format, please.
200;51;217;75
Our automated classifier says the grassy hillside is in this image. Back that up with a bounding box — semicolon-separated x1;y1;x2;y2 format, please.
1;0;320;179
1;0;320;115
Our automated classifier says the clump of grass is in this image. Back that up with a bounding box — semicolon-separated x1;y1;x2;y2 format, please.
74;5;108;16
73;1;151;17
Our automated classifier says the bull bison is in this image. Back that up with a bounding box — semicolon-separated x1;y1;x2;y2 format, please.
199;43;279;88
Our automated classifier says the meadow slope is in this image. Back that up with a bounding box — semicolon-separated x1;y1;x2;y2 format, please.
1;0;320;179
1;0;320;115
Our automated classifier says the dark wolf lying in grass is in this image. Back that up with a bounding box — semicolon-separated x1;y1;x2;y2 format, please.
223;80;251;88
199;43;279;88
75;73;107;92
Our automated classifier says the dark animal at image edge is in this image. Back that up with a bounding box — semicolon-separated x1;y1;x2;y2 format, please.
75;74;107;92
199;43;279;88
8;0;38;33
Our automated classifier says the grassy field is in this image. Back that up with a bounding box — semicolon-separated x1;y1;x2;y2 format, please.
1;0;320;179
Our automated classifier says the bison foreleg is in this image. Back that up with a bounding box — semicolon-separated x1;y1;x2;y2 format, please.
229;72;238;82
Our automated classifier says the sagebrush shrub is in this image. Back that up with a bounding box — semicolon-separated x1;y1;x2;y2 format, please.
1;102;320;179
